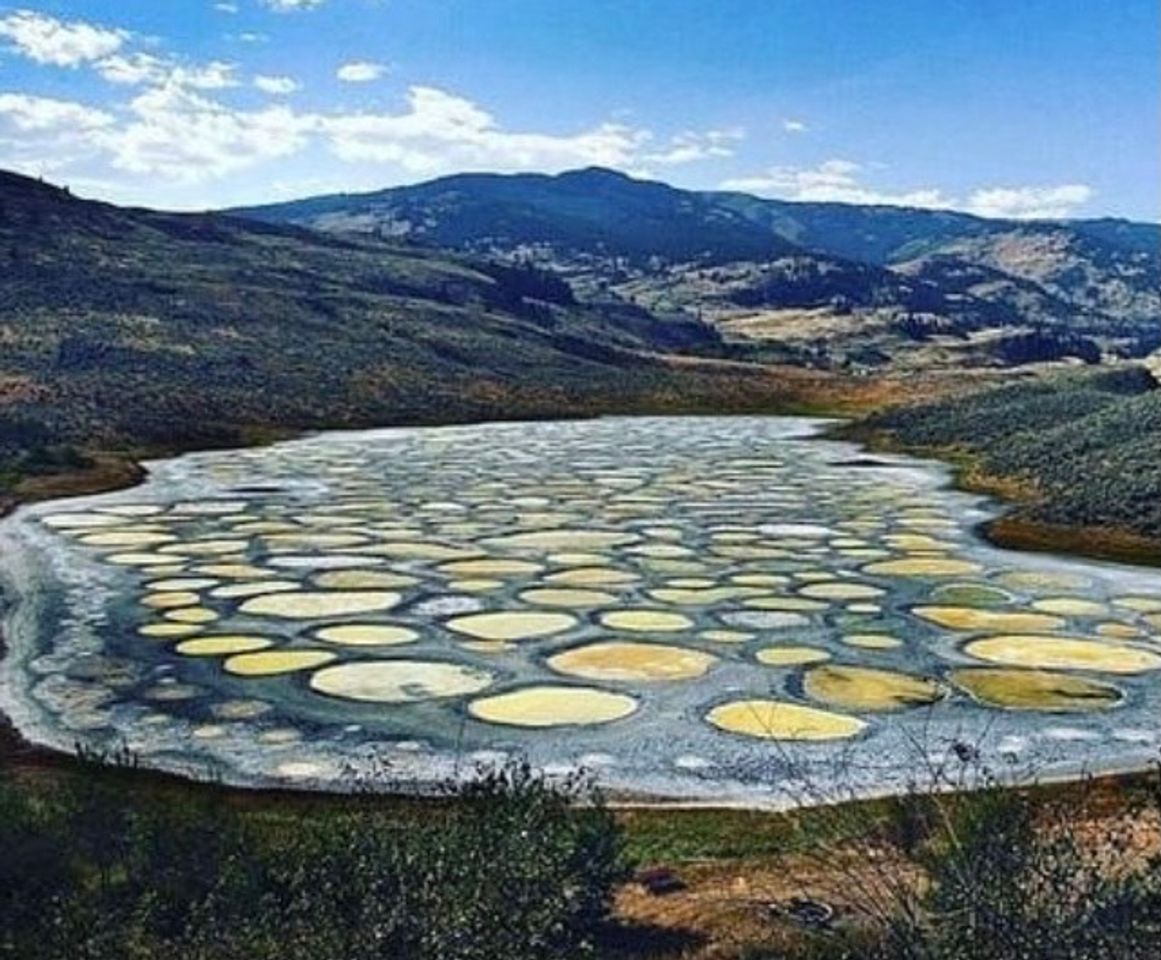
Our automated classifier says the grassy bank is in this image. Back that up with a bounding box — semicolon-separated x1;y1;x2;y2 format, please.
843;363;1161;566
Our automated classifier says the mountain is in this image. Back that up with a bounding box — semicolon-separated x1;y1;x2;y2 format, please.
0;168;837;474
232;168;1160;370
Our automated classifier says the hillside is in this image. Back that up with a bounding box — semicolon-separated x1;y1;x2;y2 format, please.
851;365;1161;559
232;168;1160;371
0;169;853;481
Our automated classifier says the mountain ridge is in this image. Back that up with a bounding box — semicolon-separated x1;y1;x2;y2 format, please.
228;166;1158;371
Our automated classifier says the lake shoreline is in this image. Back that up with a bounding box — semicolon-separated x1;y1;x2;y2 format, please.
2;407;1160;802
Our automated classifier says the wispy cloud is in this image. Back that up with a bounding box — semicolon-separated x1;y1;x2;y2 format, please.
644;128;743;165
254;74;300;95
96;54;238;90
721;159;1092;219
260;0;327;11
965;184;1093;220
336;61;387;83
782;119;808;134
0;9;126;67
320;86;651;174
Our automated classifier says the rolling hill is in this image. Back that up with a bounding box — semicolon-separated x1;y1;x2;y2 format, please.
0;168;858;480
232;168;1160;370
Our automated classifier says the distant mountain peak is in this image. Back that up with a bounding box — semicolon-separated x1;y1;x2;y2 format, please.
554;166;638;184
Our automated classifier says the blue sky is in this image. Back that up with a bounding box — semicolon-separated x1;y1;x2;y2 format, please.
0;0;1155;219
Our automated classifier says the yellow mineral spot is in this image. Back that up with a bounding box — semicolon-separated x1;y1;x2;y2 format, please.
1113;596;1161;614
210;580;303;599
803;665;943;712
176;636;274;656
842;634;903;650
449;579;505;593
706;700;866;741
626;543;693;558
97;504;164;517
355;542;481;561
469;685;638;727
311;569;419;590
225;650;337;676
145;577;219;592
483;530;637;551
964;635;1161;674
458;640;516;654
912;606;1065;633
445;611;578;641
742;597;829;612
229;521;302;534
314;624;418;646
139;622;203;638
163;606;220;624
42;512;125;530
648;586;765;606
78;530;177;548
846;603;882;615
193;563;270;579
730;574;790;588
159;540;250;556
799;582;884;601
951;668;1122;711
863;558;981;577
141;591;200;609
712;545;792;560
640;559;712;575
599;609;694;632
756;646;831;666
309;660;493;702
548;641;716;682
518;588;617;608
239;591;401;619
1031;597;1108;617
793;570;838;583
1096;622;1142;639
884;534;952;551
700;629;754;644
998;571;1092;592
546;567;639;586
547;552;615;566
261;532;369;550
107;552;185;566
436;558;543;578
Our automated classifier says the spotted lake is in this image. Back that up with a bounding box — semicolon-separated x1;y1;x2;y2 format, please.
2;417;1159;806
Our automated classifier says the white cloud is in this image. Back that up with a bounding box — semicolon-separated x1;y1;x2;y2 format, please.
215;2;240;12
722;159;949;208
101;83;315;181
964;184;1093;220
0;93;115;178
0;9;126;67
721;159;1092;219
337;61;387;83
261;0;326;11
645;128;743;165
96;54;238;90
320;85;650;174
254;74;301;95
782;119;808;134
0;92;115;131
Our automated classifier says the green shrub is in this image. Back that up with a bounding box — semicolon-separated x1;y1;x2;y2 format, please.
0;759;625;960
